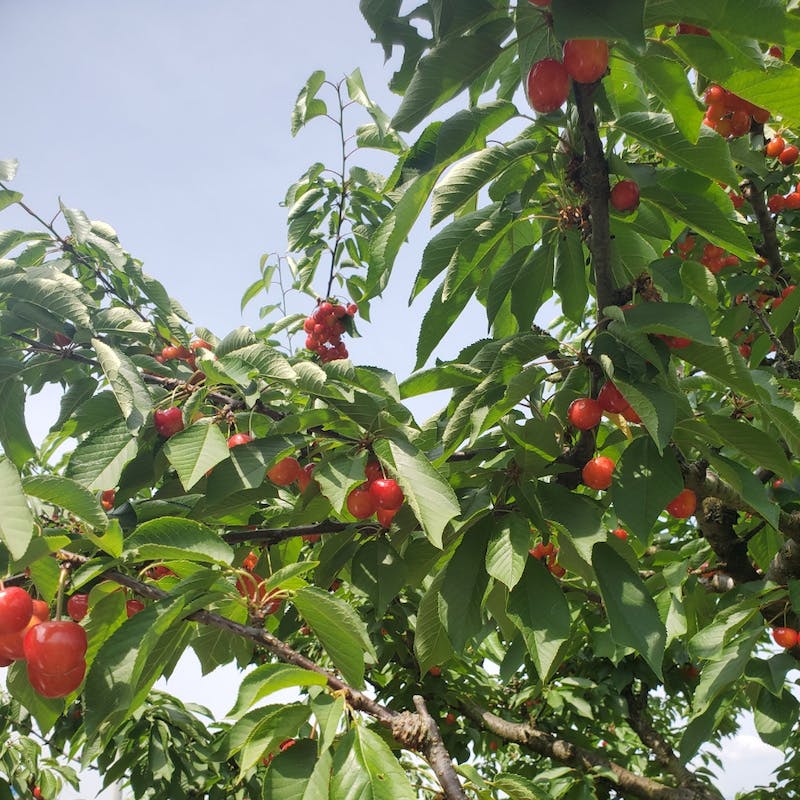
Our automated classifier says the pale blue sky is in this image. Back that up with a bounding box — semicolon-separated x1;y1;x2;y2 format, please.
0;4;783;798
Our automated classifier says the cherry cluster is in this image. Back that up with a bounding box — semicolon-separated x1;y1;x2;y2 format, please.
767;179;800;214
529;541;566;578
526;37;609;113
567;381;641;432
702;84;769;138
154;338;211;370
346;460;405;528
303;301;358;363
0;587;87;699
666;235;740;275
67;592;143;622
765;135;799;167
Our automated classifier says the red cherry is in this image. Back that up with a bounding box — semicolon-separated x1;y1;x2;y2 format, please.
562;39;609;84
376;507;398;528
765;136;786;157
567;398;603;430
772;627;798;648
621;405;641;424
154;406;184;438
368;478;405;511
768;194;786;213
666;488;697;518
227;433;253;448
769;45;783;59
611;528;628;541
704;85;725;105
28;659;86;699
161;345;181;361
0;587;33;636
364;459;384;484
445;712;456;724
66;594;89;622
346;303;358;316
610;180;640;213
190;339;212;351
279;738;297;752
346;486;377;519
32;787;43;799
297;463;316;492
100;489;116;511
581;456;615;490
126;599;145;618
597;382;629;413
785;192;800;210
526;58;570;113
23;620;87;674
780;145;799;165
429;665;442;677
267;456;303;486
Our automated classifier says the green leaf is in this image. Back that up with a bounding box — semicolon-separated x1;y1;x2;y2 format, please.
6;661;63;734
235;704;311;777
507;557;571;683
554;229;588;324
392;33;505;132
262;739;329;800
0;458;34;560
23;475;107;530
615;302;715;344
552;0;645;47
414;569;453;674
292;586;374;688
84;597;192;747
753;686;799;748
373;436;461;548
291;71;328;135
330;726;416;800
162;421;230;491
0;378;36;468
614;113;738;186
680;260;719;308
228;664;328;719
351;539;407;618
592;542;666;679
64;418;138;491
611;437;684;543
705;453;779;529
439;523;490;652
314;452;369;515
123;517;233;564
706;415;792;476
486;511;530;591
493;773;550;800
92;338;152;433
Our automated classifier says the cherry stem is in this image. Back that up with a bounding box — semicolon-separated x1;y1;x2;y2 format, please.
55;566;69;621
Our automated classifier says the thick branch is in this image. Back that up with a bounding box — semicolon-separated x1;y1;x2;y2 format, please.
695;497;759;584
573;82;615;315
623;687;724;800
412;696;468;800
460;701;708;800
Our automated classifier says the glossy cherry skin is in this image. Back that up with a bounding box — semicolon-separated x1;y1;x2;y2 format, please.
611;528;628;540
376;507;398;528
67;593;89;622
526;58;570;113
100;489;116;511
364;459;383;484
581;456;615;490
772;627;799;648
23;620;87;674
154;406;184;438
297;463;316;492
368;478;405;511
28;659;86;699
562;39;609;83
0;602;48;661
0;587;34;635
666;488;697;518
597;381;629;413
126;599;145;618
567;398;603;430
267;456;303;486
227;433;253;448
610;180;640;212
347;486;377;519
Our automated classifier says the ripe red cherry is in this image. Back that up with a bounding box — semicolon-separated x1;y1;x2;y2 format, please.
24;620;87;674
267;456;303;486
28;659;86;699
429;665;442;677
0;587;33;635
369;478;405;511
784;192;800;210
364;459;383;484
611;528;628;540
297;463;316;492
562;39;609;83
376;507;398;528
581;456;615;490
526;58;570;113
666;488;697;518
597;381;629;413
126;599;145;618
227;433;253;448
621;405;641;424
154;406;184;438
346;486;376;519
32;787;43;800
768;194;786;213
567;398;603;430
190;339;212;351
765;136;785;157
100;489;115;511
610;180;640;213
772;627;798;648
779;145;799;165
161;345;181;361
67;594;89;622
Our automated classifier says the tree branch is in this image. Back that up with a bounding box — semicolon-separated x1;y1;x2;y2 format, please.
573;82;616;316
460;701;718;800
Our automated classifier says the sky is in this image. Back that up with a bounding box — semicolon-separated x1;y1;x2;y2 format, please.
0;3;787;798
